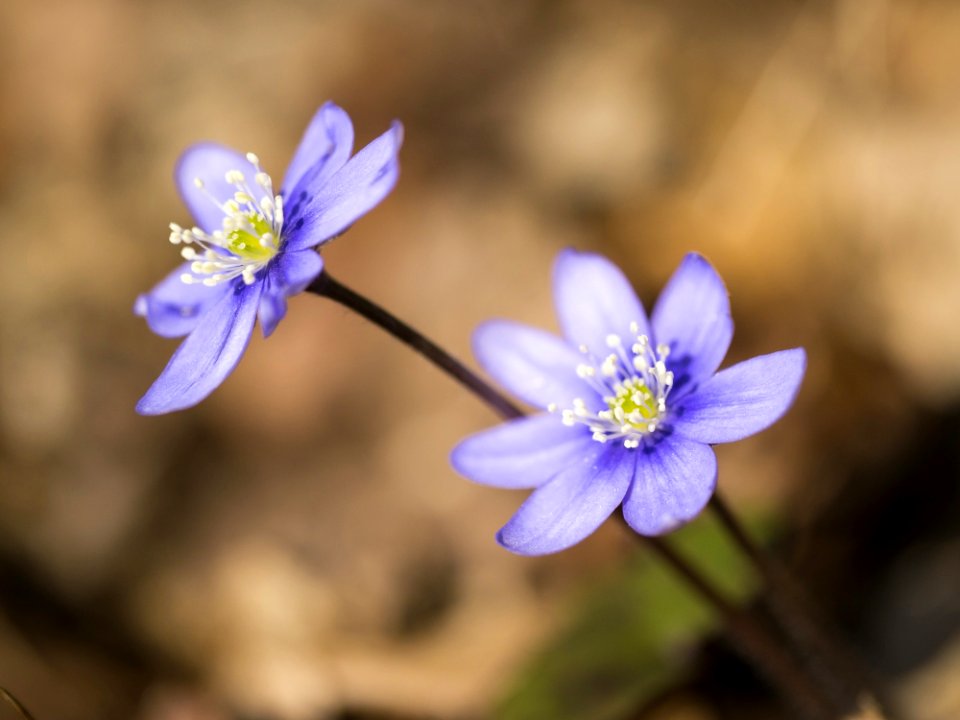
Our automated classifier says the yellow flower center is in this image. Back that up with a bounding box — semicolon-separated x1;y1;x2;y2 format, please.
167;152;284;287
607;378;659;430
549;324;674;449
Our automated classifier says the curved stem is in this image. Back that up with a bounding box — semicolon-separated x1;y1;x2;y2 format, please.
641;535;839;720
1;688;36;720
306;271;848;718
710;494;883;716
307;271;524;421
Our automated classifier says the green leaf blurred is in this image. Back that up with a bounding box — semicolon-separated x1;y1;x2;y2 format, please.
496;512;773;720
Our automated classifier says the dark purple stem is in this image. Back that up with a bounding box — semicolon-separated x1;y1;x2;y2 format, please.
306;269;855;718
307;271;524;421
641;535;840;720
709;494;884;716
1;688;37;720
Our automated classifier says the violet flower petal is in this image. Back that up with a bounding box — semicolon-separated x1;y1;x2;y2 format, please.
258;250;324;338
473;319;600;411
497;444;633;556
281;101;355;198
651;253;733;395
621;435;717;536
451;414;595;489
553;249;651;354
175;143;263;234
134;262;228;338
672;348;806;444
136;282;263;415
283;122;403;252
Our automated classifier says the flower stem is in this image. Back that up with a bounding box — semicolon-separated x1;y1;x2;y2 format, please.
306;271;848;718
307;271;524;421
640;535;840;720
1;688;36;720
709;494;884;717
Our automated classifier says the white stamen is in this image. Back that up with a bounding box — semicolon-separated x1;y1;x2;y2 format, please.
601;354;618;377
550;324;674;449
170;154;285;288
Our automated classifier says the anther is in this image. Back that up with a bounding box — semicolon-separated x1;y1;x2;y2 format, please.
173;150;285;289
601;355;618;377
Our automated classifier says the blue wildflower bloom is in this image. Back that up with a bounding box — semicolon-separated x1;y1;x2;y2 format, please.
135;102;402;415
451;250;806;555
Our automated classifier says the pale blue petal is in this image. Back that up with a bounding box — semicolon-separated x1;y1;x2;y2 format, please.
621;435;717;535
473;320;600;411
553;249;650;355
451;414;595;489
135;262;228;338
175;143;263;234
671;348;806;444
281;102;354;198
651;253;733;395
283;122;403;252
258;291;285;341
258;250;324;338
497;444;632;556
136;281;263;415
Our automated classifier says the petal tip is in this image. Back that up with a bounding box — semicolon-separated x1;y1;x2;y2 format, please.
495;527;541;557
621;509;685;537
389;120;405;150
551;247;598;279
470;318;508;355
135;392;170;416
448;441;469;476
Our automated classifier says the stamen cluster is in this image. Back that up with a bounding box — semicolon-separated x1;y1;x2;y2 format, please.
168;153;284;287
549;322;674;449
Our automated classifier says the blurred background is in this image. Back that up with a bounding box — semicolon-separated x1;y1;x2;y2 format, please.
0;0;959;718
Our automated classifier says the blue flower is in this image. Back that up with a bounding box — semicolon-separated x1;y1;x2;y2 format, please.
451;250;806;555
135;102;402;415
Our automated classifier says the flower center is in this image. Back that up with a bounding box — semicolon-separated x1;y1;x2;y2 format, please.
168;152;284;287
548;322;674;449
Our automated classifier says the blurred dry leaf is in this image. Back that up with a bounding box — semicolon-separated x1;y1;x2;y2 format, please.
0;1;958;719
844;696;887;720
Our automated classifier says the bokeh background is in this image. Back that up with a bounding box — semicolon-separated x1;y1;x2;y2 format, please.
1;1;959;718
